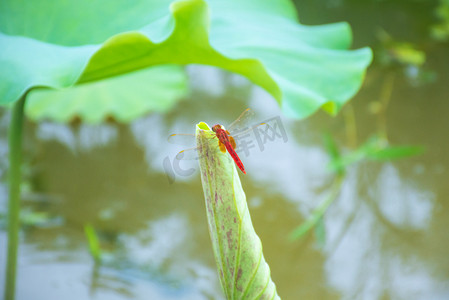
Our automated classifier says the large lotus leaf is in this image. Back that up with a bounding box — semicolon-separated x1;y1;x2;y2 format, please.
0;0;372;119
25;65;187;123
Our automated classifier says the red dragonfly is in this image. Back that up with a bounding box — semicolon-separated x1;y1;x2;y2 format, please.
211;123;245;174
168;108;262;174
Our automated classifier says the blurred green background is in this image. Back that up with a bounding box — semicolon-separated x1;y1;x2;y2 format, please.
1;0;449;299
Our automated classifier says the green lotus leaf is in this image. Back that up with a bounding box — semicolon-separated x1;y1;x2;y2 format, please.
25;65;187;123
196;122;280;299
0;0;372;119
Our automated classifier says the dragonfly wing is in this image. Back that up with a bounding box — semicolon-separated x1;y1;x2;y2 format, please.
167;133;196;147
175;147;202;161
219;140;227;153
170;132;219;161
227;108;255;133
228;135;237;149
176;140;222;160
226;108;266;137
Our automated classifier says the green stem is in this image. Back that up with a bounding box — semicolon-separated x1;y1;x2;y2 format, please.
289;175;345;241
5;94;26;300
376;72;395;143
343;104;357;149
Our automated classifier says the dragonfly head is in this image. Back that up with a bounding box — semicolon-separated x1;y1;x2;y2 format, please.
212;124;224;132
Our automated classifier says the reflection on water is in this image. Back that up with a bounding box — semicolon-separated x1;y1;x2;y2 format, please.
323;164;446;300
375;164;433;229
37;122;118;153
2;1;449;299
